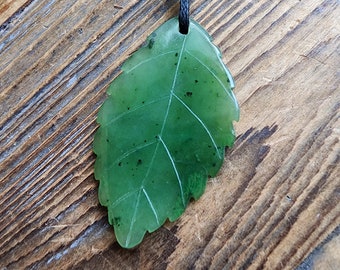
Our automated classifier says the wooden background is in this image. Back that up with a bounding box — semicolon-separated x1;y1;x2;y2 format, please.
0;0;339;269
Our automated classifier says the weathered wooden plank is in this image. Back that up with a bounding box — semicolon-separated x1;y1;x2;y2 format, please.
0;0;32;26
0;0;339;269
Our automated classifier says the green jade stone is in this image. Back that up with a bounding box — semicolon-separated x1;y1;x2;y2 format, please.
93;18;239;248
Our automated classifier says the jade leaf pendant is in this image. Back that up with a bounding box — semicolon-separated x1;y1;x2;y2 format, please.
93;18;239;248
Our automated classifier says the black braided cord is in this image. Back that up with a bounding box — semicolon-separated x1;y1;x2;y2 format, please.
179;0;190;34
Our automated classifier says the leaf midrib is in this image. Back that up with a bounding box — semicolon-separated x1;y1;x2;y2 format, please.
125;35;188;247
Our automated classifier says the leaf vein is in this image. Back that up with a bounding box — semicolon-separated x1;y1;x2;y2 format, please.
173;93;221;159
103;140;157;172
111;189;139;209
186;51;235;101
126;136;163;245
101;95;169;128
127;50;178;72
159;35;187;135
159;135;185;207
142;188;160;225
126;189;141;247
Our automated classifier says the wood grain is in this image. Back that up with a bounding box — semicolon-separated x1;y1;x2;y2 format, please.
0;0;339;269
